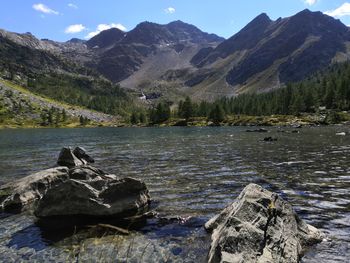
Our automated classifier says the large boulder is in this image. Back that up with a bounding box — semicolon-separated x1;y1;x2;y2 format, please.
0;167;69;212
35;166;151;218
205;184;323;263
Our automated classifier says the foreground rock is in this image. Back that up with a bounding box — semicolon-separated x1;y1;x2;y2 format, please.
0;167;69;212
205;184;323;263
35;166;150;218
1;147;151;220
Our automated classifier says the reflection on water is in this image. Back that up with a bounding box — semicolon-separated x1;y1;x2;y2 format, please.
0;126;349;262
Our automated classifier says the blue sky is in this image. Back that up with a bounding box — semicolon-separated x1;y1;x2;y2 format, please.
1;0;350;41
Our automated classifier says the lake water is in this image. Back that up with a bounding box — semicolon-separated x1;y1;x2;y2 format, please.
0;126;349;262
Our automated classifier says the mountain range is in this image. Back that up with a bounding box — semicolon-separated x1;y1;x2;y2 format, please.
0;9;349;102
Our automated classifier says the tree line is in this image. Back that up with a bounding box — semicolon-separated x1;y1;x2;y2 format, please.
134;62;350;125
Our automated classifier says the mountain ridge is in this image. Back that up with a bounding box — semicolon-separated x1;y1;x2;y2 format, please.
0;10;349;103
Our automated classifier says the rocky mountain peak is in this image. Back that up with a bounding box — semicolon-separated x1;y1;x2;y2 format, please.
86;28;125;49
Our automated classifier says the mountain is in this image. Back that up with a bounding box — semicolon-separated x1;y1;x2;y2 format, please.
86;10;350;102
87;28;125;49
187;9;350;100
1;11;349;104
84;20;224;86
0;29;133;118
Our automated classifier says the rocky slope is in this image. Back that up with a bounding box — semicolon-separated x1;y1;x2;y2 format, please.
188;9;350;100
86;20;224;85
0;79;121;127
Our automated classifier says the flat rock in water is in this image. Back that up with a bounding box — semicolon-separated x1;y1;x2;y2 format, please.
0;167;69;212
35;166;150;219
205;183;323;263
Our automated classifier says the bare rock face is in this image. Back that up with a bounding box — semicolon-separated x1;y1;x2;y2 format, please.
205;184;323;263
0;167;69;212
34;166;150;218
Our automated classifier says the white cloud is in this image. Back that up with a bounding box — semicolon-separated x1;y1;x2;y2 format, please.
68;3;78;9
85;23;127;39
304;0;317;5
325;3;350;17
164;7;176;14
33;3;59;15
65;24;86;34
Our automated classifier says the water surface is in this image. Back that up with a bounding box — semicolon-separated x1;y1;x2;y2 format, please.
0;126;349;262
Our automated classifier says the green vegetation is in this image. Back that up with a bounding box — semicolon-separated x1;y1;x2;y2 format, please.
26;73;132;117
138;62;350;127
178;97;194;121
148;102;171;124
208;104;225;124
79;115;90;126
130;111;147;125
212;62;350;117
0;36;137;121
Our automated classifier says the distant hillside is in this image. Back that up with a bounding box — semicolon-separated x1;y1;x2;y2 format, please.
0;79;122;128
0;10;349;105
187;10;350;100
0;30;134;118
86;20;224;84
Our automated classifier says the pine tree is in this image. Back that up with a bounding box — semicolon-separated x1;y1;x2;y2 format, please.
139;112;146;123
180;96;194;120
61;109;67;122
209;104;225;124
130;112;138;124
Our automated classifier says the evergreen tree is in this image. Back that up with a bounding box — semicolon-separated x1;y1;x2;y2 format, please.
209;104;225;124
139;112;146;123
61;109;67;122
130;112;138;124
179;96;194;120
149;103;171;124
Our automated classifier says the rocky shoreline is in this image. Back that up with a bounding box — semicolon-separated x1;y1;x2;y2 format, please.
0;147;324;262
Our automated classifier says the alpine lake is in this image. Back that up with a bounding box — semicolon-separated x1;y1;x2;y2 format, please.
0;126;349;262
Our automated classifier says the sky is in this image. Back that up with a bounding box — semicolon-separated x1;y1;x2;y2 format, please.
1;0;350;42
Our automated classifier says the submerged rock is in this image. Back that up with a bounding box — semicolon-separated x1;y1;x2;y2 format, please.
35;166;150;219
0;167;69;212
263;137;277;142
246;128;268;133
205;184;323;263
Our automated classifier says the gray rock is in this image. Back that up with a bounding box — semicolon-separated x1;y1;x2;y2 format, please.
205;184;323;263
35;166;150;218
0;167;69;212
73;147;95;164
57;147;84;167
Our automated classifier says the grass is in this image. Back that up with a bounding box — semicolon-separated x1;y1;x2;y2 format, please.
0;78;125;129
141;113;330;128
0;79;86;110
